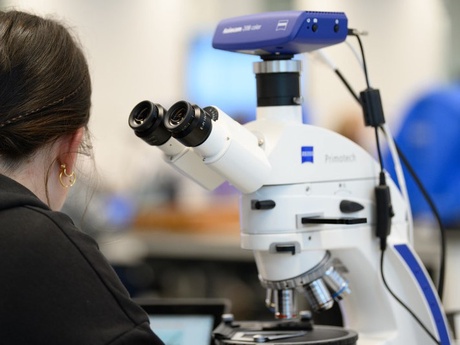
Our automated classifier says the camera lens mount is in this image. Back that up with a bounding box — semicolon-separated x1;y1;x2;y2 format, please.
128;101;171;146
164;101;213;147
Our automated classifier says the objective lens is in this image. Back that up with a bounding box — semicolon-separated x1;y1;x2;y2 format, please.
164;101;213;147
303;278;334;312
128;101;171;146
323;266;350;301
274;289;297;319
265;288;276;313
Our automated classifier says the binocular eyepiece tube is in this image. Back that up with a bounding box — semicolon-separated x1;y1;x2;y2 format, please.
130;100;271;194
128;100;225;190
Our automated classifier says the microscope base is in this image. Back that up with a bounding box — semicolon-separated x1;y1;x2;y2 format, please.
213;319;358;344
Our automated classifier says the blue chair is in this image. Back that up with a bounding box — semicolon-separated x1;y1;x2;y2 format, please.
384;84;460;227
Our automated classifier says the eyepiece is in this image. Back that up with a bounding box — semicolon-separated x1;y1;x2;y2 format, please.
164;101;213;147
129;101;171;146
168;105;188;127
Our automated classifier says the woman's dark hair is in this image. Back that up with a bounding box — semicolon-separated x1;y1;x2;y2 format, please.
0;10;91;169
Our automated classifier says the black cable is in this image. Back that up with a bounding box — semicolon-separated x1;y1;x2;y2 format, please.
384;131;446;301
374;127;384;171
335;29;446;301
348;29;371;88
334;69;360;104
333;28;447;341
330;50;443;340
380;250;441;344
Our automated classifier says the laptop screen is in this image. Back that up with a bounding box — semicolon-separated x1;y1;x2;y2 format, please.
136;298;231;345
148;314;214;345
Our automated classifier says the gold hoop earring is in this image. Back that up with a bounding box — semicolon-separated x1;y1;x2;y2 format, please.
59;164;76;188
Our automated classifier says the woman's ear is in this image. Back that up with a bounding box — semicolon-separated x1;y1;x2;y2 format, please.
58;127;85;173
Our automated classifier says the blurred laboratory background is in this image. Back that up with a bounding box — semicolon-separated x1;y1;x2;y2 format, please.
2;0;460;325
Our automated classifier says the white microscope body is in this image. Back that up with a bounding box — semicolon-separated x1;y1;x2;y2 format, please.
130;94;452;345
238;102;451;344
129;10;452;345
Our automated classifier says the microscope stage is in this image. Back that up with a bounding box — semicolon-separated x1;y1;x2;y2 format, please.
213;320;358;344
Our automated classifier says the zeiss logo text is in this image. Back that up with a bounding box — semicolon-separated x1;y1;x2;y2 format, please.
301;146;314;163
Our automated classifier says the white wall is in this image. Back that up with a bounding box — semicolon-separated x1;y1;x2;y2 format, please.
1;0;450;194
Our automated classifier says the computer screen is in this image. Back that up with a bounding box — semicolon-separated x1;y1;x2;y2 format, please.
186;33;260;123
149;314;214;345
136;298;231;345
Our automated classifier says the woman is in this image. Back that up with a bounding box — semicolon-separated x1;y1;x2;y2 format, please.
0;10;164;344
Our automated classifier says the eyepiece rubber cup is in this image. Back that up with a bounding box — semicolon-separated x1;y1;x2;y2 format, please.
164;101;213;147
128;101;171;146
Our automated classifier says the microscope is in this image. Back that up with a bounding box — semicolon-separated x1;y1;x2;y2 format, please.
129;11;452;345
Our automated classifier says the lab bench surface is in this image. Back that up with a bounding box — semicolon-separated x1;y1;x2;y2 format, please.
98;229;253;265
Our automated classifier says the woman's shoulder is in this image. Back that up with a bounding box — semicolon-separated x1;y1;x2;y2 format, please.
2;202;99;250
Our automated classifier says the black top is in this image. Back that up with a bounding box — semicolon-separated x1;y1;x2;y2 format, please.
0;174;164;345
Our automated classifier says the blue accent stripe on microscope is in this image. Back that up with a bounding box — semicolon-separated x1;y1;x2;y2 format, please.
394;244;451;344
